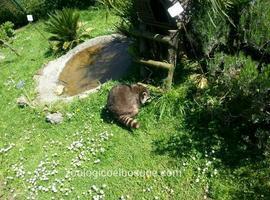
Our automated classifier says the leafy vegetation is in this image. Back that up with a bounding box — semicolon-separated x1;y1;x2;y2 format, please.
0;0;26;27
45;8;91;53
240;0;270;53
0;0;96;27
0;21;15;42
186;53;270;155
97;0;137;35
0;21;20;56
179;0;270;152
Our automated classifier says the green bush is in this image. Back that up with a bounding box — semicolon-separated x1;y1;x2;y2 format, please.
0;0;96;27
45;8;91;53
19;0;47;18
240;0;270;52
0;0;26;27
183;0;270;58
186;53;270;154
0;21;15;45
0;21;15;38
44;0;96;10
96;0;137;37
184;4;229;58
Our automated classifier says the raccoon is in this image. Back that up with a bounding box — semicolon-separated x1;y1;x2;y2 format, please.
107;83;151;129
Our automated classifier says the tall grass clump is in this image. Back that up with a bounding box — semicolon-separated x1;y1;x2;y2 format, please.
45;8;91;53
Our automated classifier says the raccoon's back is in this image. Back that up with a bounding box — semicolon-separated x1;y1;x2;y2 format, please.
107;85;137;115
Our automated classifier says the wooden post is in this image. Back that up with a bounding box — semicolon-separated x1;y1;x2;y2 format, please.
139;23;147;78
134;59;172;70
129;29;172;45
165;30;179;90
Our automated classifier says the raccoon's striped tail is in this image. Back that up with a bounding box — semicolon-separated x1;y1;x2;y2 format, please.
118;115;139;129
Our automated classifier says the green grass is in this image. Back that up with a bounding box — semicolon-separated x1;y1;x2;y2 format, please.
0;7;269;200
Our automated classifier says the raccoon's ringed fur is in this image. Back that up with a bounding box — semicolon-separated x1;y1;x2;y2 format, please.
106;84;150;129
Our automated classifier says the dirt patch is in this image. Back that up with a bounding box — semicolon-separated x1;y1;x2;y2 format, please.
35;34;131;104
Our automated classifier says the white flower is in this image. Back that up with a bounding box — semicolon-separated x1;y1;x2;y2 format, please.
0;143;15;154
91;185;98;192
99;190;104;195
100;147;105;153
206;161;212;166
120;195;126;200
51;184;57;193
94;159;101;164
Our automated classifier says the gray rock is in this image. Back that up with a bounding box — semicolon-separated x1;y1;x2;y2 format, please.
54;85;65;96
46;113;63;124
16;80;25;89
17;96;29;108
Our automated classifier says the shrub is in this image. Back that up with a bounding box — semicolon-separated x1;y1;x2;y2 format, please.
240;0;270;53
44;0;96;10
0;0;26;27
183;4;229;59
45;8;91;53
0;21;15;44
186;53;270;154
183;0;270;59
0;21;15;38
0;0;96;27
97;0;141;36
19;0;47;18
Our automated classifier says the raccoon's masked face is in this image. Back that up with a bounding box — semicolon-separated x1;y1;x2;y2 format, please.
140;90;151;104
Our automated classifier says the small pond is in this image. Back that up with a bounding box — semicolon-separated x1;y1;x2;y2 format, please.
36;35;131;103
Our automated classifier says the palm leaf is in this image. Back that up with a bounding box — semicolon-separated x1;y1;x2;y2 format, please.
45;8;90;53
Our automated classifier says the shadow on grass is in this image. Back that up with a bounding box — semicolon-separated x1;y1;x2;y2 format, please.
44;47;63;58
0;59;17;68
153;103;270;199
100;107;134;132
154;113;264;165
44;48;55;58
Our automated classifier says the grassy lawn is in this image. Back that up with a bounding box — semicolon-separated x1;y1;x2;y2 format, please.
0;7;269;200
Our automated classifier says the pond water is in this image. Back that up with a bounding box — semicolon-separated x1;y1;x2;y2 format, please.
58;38;131;96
